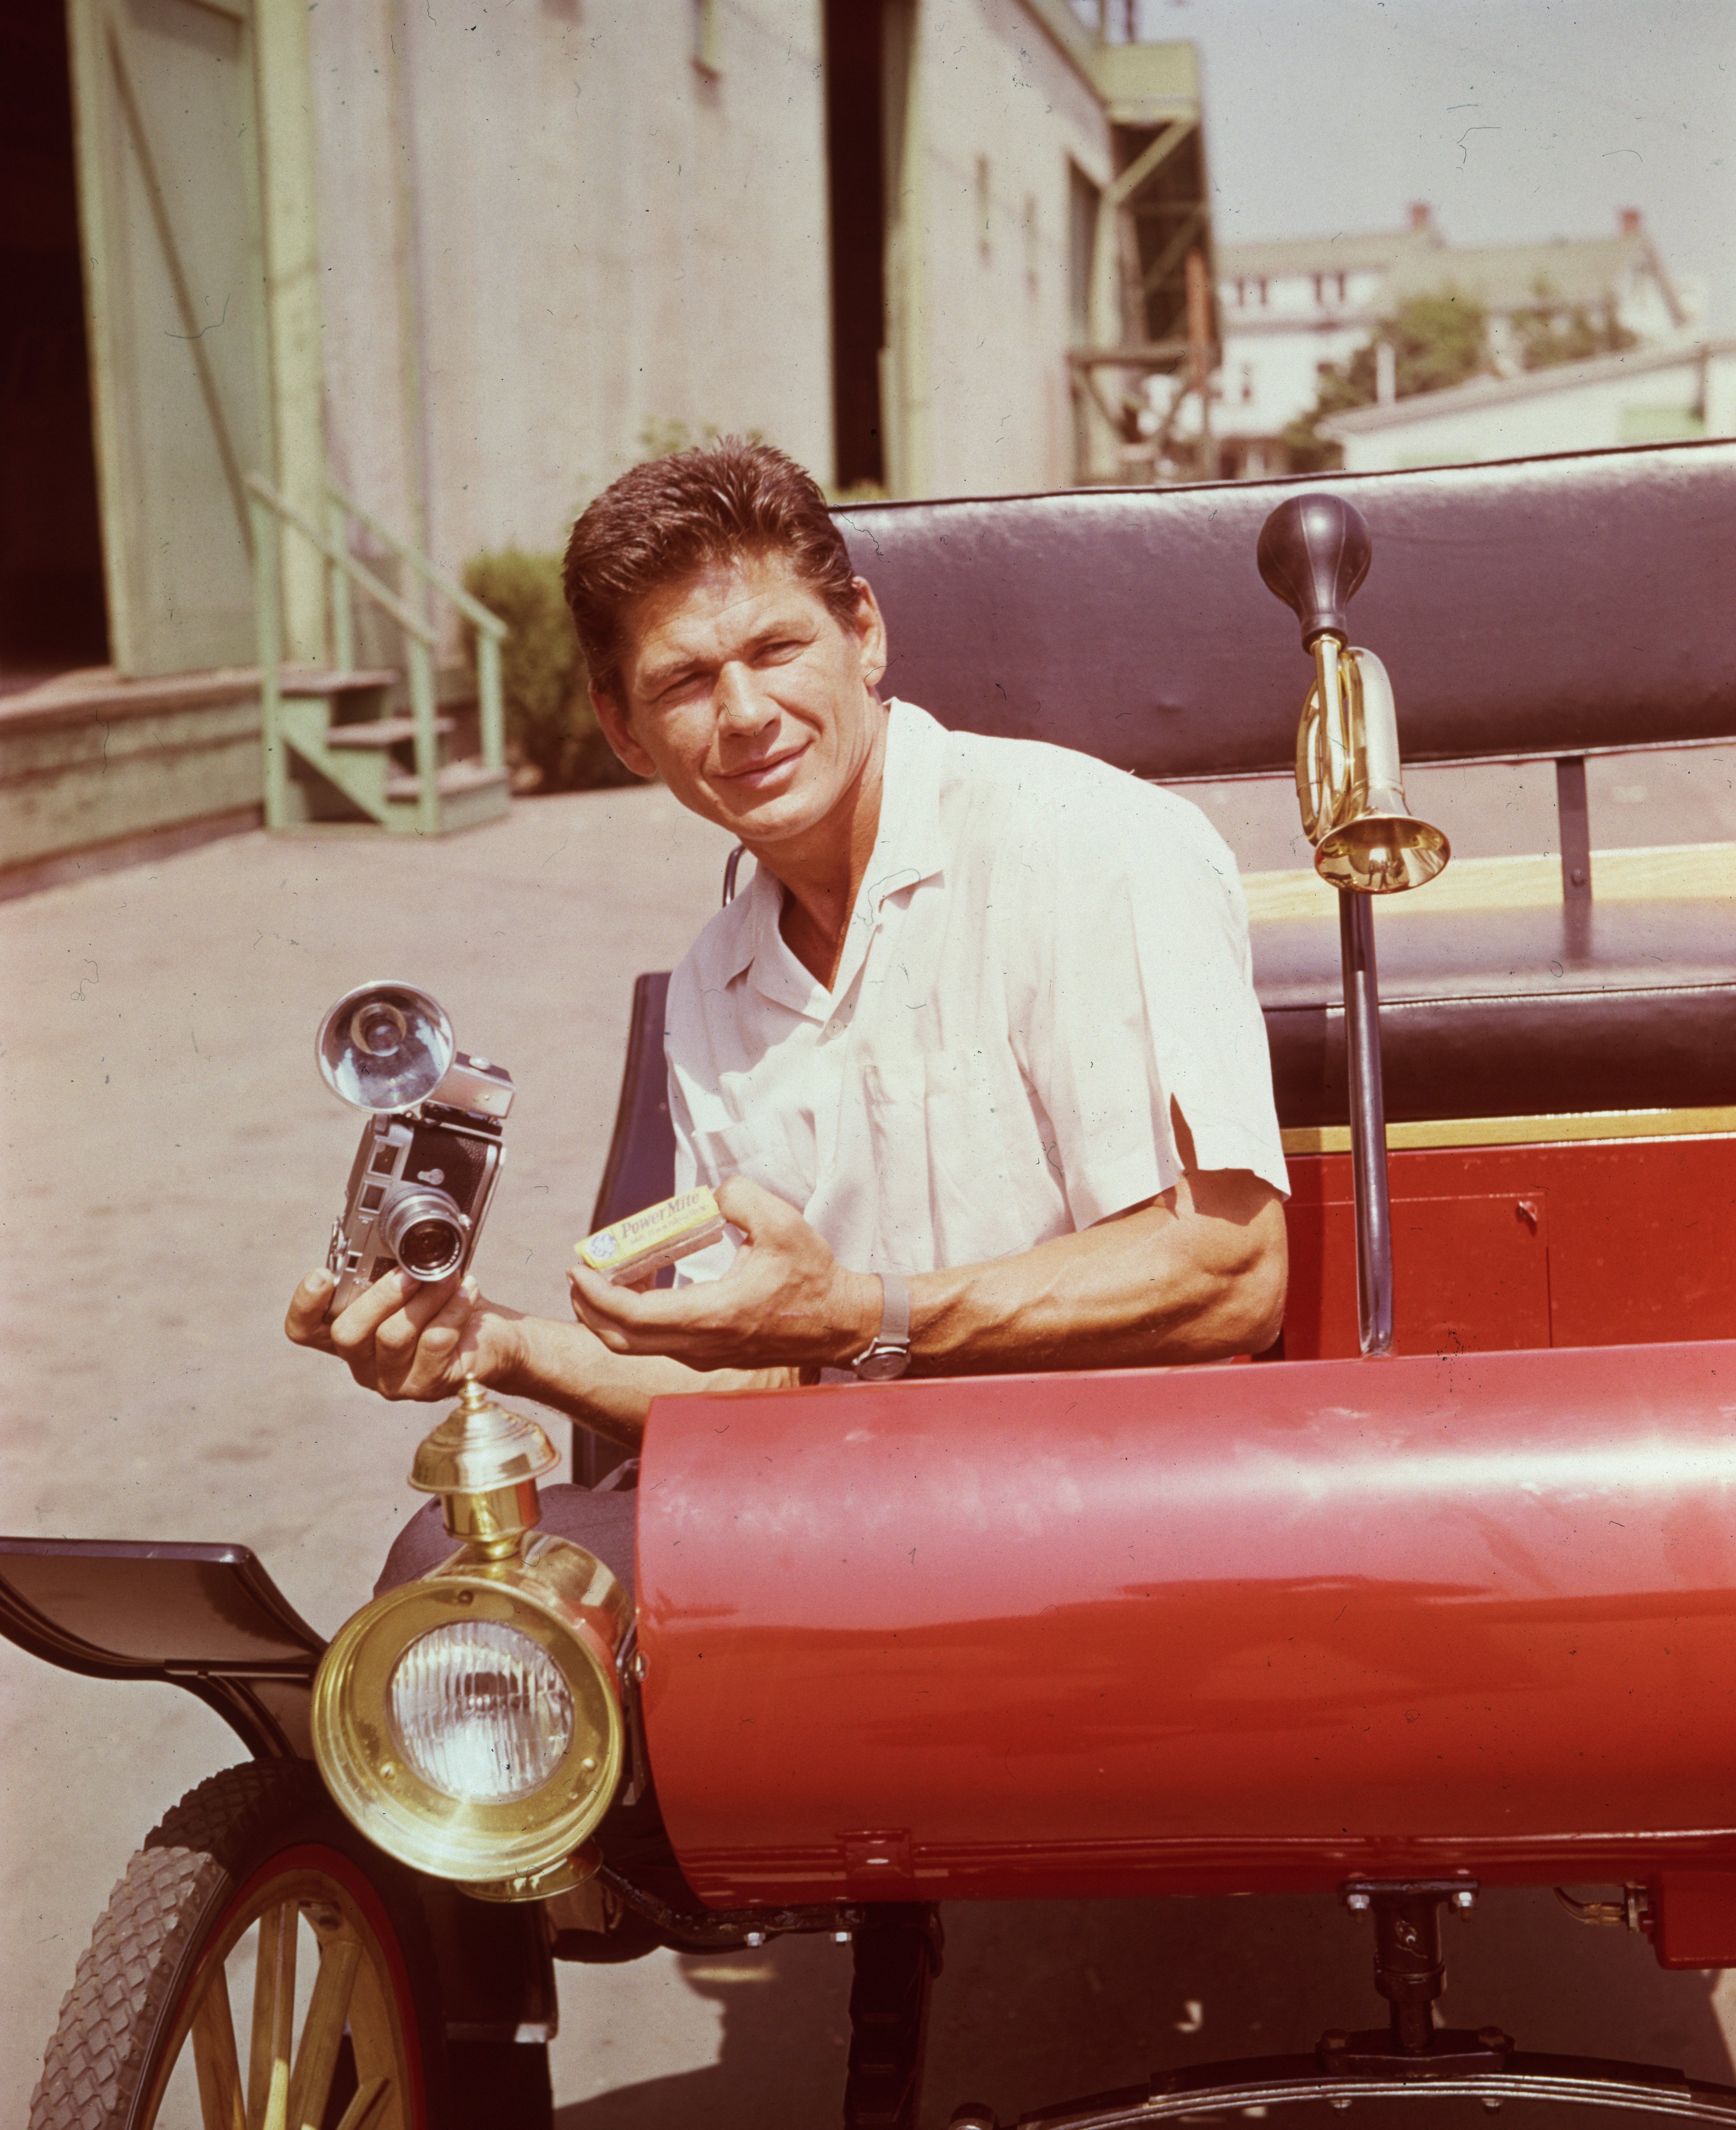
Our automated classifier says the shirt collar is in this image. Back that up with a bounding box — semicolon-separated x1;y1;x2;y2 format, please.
712;698;947;992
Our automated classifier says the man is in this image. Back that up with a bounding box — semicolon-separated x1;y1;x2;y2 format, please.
286;441;1287;1454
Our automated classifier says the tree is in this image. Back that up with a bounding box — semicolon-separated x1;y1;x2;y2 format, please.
1510;277;1637;371
1284;288;1490;472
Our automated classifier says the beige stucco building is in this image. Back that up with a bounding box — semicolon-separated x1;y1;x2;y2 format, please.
3;1;1212;878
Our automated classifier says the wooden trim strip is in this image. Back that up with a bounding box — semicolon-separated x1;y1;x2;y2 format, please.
1244;842;1736;921
1282;1106;1736;1155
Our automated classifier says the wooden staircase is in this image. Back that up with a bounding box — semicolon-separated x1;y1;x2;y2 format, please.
269;668;508;833
248;476;511;837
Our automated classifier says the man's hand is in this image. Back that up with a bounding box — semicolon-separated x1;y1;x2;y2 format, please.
285;1266;527;1402
569;1176;880;1372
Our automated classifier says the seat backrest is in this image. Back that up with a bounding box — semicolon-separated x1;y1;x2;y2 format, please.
591;971;676;1231
837;439;1736;779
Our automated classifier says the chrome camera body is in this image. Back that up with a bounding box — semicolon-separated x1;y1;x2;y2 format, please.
316;981;513;1317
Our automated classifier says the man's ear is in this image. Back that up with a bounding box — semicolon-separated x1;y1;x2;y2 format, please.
851;576;889;689
590;683;658;779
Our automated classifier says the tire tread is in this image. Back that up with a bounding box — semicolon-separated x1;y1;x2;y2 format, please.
29;1761;323;2130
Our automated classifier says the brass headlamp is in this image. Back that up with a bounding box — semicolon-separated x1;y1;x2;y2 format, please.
312;1381;631;1902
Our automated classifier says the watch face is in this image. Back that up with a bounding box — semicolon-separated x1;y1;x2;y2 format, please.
854;1347;910;1382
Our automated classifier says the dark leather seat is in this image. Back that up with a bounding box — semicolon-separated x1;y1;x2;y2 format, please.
1256;899;1736;1126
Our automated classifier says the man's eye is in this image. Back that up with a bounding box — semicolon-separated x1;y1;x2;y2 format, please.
654;671;707;703
755;639;804;664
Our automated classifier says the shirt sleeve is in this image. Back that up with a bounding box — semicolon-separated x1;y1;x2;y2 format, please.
1022;774;1288;1227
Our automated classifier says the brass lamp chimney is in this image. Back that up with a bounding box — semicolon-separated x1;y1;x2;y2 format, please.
411;1377;561;1561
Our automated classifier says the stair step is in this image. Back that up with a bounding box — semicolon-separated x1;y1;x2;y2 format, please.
280;666;401;697
385;760;511;802
326;716;456;749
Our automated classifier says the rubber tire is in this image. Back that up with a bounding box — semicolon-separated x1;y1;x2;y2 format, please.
26;1758;550;2130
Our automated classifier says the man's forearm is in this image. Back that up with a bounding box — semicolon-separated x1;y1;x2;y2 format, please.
493;1311;798;1450
906;1179;1288;1376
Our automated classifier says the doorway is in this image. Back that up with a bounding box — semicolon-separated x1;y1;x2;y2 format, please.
1;8;109;685
824;0;888;494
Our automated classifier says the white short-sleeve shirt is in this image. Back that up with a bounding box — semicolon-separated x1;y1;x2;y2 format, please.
664;699;1286;1282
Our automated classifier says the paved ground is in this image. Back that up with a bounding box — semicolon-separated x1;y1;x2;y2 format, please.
3;752;1735;2123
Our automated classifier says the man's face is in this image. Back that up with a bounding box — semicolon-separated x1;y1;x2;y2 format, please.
591;554;888;850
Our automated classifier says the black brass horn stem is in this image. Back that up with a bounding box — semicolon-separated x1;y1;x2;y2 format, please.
1339;892;1394;1357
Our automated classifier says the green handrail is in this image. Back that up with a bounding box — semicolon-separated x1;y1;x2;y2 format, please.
247;472;442;833
327;482;507;773
250;471;515;837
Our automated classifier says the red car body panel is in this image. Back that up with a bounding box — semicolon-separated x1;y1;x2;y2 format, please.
1282;1136;1736;1359
639;1337;1736;1923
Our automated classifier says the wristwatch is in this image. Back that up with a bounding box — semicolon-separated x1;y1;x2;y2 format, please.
850;1272;912;1381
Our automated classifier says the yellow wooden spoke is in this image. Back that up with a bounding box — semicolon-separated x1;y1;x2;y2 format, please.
331;2075;392;2130
189;1956;246;2130
286;1936;361;2130
342;1937;410;2130
246;1902;298;2130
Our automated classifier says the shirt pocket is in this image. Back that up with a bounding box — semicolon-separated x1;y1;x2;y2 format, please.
690;1114;812;1213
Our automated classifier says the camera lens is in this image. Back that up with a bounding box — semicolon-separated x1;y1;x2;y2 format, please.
380;1187;466;1281
399;1217;462;1277
352;1002;407;1058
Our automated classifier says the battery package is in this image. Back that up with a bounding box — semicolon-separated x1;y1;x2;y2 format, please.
576;1188;727;1287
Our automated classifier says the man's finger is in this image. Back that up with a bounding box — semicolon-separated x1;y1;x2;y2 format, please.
713;1173;798;1240
569;1263;734;1337
396;1281;481;1397
285;1268;338;1349
372;1273;465;1362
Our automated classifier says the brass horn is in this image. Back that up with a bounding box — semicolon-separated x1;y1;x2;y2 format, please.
1258;494;1450;894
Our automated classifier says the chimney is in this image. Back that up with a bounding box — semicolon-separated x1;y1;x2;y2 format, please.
1408;202;1433;234
1618;207;1642;237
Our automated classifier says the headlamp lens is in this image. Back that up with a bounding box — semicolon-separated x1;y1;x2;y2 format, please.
389;1619;574;1803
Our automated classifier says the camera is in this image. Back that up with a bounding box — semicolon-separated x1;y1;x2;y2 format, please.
316;981;513;1317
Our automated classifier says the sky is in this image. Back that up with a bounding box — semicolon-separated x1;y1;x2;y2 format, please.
1135;0;1736;331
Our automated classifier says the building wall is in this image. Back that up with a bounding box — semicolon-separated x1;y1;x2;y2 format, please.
1330;350;1736;473
310;0;833;580
309;0;1115;588
917;0;1111;496
1218;319;1369;454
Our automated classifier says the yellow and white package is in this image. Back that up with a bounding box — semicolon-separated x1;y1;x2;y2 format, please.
575;1188;726;1288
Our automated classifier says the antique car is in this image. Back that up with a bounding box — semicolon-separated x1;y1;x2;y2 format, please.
7;436;1736;2130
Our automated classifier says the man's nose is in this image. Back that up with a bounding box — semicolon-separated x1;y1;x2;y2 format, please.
715;662;776;738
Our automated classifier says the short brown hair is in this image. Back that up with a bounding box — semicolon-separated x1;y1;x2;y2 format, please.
562;439;860;699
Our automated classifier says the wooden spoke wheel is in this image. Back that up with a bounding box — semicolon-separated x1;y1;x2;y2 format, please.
30;1763;439;2130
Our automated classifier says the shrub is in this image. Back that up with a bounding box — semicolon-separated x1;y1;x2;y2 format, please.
460;548;637;792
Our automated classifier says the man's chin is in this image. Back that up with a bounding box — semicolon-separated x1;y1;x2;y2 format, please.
706;780;822;845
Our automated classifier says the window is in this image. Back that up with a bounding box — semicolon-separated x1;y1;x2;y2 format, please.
1068;161;1098;339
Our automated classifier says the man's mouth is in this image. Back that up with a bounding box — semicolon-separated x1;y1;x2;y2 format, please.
718;740;808;792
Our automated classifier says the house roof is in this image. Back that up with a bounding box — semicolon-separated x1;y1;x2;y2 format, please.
1384;233;1653;311
1319;336;1733;437
1218;228;1437;281
1220;225;1682;325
